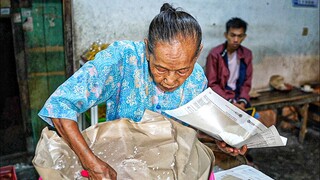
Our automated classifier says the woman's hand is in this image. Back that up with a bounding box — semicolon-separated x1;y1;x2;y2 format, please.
197;131;216;143
215;140;247;156
84;155;117;180
197;131;247;156
52;118;117;179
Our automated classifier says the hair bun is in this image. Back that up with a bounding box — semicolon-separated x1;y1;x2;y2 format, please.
160;3;175;12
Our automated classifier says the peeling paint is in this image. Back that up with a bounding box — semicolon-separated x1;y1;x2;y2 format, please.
48;18;55;27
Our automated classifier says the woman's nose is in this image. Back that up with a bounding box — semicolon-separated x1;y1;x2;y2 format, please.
165;71;178;85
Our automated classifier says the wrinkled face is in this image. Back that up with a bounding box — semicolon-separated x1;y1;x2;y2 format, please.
145;37;201;92
225;27;246;52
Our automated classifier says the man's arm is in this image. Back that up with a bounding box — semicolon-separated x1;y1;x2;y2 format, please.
238;52;253;104
205;52;231;99
52;118;117;180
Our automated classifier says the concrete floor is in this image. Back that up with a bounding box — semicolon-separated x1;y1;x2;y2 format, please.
0;122;319;180
248;125;320;180
0;152;39;179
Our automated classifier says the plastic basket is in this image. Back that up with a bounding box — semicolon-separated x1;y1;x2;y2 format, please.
0;165;17;180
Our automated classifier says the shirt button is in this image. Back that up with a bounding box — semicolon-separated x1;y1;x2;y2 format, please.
156;104;161;109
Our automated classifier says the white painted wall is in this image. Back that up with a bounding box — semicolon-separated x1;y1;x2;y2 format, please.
72;0;319;90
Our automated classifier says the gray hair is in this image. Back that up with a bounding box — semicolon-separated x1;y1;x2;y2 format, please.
147;3;202;57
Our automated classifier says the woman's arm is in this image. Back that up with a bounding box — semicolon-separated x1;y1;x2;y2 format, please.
52;118;117;180
197;131;247;156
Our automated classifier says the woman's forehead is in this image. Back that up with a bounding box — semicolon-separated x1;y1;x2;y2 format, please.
156;40;183;58
152;39;196;69
153;37;197;57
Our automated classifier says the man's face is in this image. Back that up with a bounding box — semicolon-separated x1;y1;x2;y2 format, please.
225;27;246;52
145;36;201;92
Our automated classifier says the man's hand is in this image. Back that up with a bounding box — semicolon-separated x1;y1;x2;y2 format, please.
215;140;247;156
233;102;246;111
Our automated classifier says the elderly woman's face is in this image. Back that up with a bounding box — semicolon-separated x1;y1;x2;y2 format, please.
146;37;201;92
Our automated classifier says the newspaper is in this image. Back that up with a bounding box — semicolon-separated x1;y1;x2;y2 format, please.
214;165;274;180
165;88;287;149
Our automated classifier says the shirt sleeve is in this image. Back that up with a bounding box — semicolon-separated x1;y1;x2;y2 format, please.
205;51;231;99
38;42;123;126
238;51;253;103
187;63;208;98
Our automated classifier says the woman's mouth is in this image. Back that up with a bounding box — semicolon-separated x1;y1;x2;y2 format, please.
160;83;178;92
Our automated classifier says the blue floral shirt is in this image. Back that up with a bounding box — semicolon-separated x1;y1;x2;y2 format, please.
38;40;207;126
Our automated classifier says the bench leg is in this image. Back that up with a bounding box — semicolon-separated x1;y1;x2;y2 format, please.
299;103;309;143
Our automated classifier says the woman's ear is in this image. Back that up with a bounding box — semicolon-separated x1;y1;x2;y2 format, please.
194;44;203;61
144;39;150;61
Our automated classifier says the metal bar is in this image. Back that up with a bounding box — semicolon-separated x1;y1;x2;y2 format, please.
91;106;98;125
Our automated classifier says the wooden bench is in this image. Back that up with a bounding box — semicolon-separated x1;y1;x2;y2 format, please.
251;88;320;143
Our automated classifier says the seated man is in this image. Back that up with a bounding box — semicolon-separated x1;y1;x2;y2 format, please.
205;17;258;119
203;17;257;170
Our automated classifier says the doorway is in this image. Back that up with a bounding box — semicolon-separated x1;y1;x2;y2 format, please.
0;17;26;156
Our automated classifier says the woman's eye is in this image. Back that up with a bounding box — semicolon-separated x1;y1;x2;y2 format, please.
156;67;167;73
177;69;189;75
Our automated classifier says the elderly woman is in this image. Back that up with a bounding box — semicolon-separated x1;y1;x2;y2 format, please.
39;3;246;179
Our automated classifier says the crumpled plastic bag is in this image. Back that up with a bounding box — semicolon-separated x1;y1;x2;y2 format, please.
33;110;214;179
